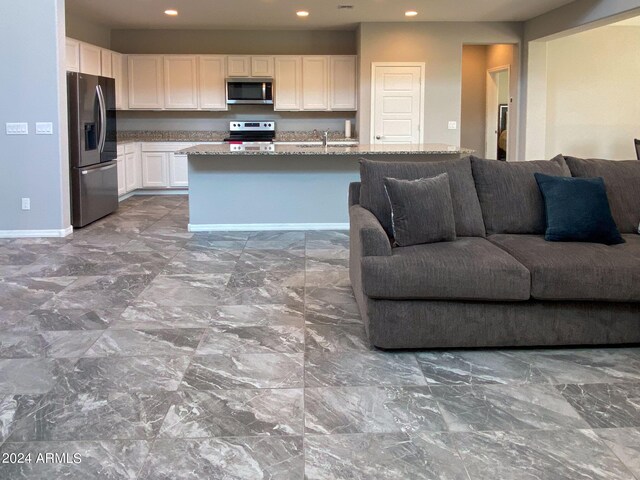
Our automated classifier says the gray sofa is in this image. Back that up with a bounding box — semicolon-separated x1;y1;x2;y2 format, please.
349;155;640;349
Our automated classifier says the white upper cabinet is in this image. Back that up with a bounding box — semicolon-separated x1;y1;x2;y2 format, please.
227;56;251;77
198;55;227;110
228;56;274;77
164;56;199;109
79;42;102;76
330;56;358;111
111;52;126;110
100;49;113;78
274;56;302;111
128;55;165;109
302;56;330;111
65;38;80;72
251;56;274;77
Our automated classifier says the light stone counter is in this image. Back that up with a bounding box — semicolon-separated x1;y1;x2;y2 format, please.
181;143;471;156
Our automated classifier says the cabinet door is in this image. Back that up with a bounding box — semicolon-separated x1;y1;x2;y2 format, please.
302;56;330;111
101;49;113;78
111;52;126;110
198;56;227;110
251;56;274;77
125;150;141;192
169;154;189;187
128;56;164;109
116;156;127;196
227;56;251;77
141;152;169;188
274;56;302;111
65;38;80;72
79;42;102;76
164;56;198;110
330;56;358;111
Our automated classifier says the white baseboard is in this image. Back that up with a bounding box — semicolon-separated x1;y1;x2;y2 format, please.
189;223;349;232
0;226;73;238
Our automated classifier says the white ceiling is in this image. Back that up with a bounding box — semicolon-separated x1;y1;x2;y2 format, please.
66;0;577;30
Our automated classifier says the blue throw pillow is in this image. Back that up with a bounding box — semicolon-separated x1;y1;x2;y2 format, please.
534;173;624;245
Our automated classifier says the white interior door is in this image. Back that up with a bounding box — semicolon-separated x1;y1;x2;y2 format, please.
371;64;424;144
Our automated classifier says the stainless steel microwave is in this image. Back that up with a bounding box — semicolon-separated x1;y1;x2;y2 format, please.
226;78;274;105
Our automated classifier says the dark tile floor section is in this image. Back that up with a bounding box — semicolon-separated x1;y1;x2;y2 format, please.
0;195;639;479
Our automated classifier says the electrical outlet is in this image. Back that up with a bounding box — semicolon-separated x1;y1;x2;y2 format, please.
448;121;458;130
21;198;30;210
35;122;53;135
6;123;28;135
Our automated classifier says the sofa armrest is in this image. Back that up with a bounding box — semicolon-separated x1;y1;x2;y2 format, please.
349;182;361;208
350;205;392;257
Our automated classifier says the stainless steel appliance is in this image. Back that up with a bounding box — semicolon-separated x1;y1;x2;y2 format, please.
226;79;273;105
224;121;276;144
67;72;118;228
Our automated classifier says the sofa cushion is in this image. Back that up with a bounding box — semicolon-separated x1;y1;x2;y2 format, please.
471;155;571;235
534;173;624;245
489;234;640;302
564;157;640;234
383;174;457;246
359;157;485;238
360;237;530;301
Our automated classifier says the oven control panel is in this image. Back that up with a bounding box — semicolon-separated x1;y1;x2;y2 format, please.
230;121;275;132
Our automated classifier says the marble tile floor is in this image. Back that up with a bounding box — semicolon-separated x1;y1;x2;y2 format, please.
0;195;639;479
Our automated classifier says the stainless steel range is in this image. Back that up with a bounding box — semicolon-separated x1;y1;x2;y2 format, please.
224;121;276;144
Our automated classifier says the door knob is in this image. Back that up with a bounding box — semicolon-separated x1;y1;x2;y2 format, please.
376;135;381;140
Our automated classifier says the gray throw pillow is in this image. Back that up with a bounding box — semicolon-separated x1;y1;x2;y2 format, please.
383;174;457;247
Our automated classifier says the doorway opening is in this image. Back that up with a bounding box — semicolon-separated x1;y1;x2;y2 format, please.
486;66;510;160
461;44;515;161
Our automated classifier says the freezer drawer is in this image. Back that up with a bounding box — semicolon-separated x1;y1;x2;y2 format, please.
71;161;118;228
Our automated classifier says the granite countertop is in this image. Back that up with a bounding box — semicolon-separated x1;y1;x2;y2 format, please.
117;130;358;143
180;143;473;156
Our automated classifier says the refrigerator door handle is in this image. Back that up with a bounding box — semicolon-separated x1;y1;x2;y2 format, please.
96;84;107;153
81;163;116;175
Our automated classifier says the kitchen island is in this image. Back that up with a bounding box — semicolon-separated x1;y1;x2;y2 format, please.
181;143;472;231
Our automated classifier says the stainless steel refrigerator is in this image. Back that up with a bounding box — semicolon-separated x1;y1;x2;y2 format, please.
67;72;118;228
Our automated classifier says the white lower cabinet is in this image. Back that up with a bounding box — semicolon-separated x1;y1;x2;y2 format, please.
116;157;127;197
141;152;169;188
125;144;141;192
140;143;194;189
169;153;189;187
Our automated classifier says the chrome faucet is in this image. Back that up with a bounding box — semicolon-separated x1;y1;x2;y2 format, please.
322;130;329;147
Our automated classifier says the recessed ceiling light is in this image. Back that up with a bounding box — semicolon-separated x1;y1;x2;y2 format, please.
164;9;178;16
296;10;310;17
405;10;418;17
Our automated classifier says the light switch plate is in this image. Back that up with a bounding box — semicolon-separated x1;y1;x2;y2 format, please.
6;123;28;135
35;122;53;135
448;121;457;130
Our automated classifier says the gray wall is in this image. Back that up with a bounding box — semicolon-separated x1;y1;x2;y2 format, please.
118;108;356;135
461;45;488;156
111;29;357;55
65;12;111;48
0;0;70;234
357;22;522;151
519;0;640;158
